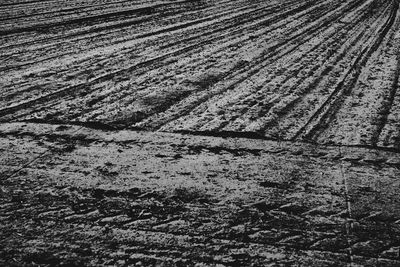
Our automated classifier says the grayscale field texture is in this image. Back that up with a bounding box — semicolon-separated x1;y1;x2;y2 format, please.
1;0;400;266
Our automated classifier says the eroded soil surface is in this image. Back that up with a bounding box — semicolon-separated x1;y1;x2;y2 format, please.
1;0;400;266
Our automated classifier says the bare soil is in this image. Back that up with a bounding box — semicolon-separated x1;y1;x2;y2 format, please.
1;0;400;266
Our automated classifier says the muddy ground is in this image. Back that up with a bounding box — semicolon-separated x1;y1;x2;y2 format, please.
1;0;400;266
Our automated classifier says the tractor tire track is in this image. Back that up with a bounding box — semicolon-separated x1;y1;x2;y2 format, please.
0;0;325;121
292;0;399;142
176;0;381;135
140;0;369;130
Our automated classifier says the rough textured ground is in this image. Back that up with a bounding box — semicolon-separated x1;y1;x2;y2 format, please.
1;0;400;266
1;0;400;148
1;123;400;266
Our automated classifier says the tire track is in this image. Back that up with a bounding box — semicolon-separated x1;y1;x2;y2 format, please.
0;0;58;7
315;2;400;147
3;0;400;149
76;0;333;123
371;45;400;146
190;0;379;134
0;0;320;120
292;0;399;142
0;0;232;51
257;0;390;138
0;0;292;75
0;0;284;71
0;1;193;36
0;0;143;21
140;0;367;131
0;0;286;96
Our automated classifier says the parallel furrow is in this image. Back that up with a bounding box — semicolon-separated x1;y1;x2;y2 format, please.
293;0;399;142
0;0;320;120
0;0;287;71
140;0;368;130
191;0;380;134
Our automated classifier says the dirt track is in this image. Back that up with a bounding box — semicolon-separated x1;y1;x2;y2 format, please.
1;123;400;266
1;0;400;266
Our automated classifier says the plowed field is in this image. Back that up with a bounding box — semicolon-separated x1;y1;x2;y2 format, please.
1;0;400;147
1;0;400;266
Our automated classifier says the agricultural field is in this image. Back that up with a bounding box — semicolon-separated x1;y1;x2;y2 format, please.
1;0;400;266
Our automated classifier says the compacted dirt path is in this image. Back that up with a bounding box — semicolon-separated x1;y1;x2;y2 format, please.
1;123;400;266
1;0;400;266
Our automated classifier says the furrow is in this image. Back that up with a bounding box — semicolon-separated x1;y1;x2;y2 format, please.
142;0;367;131
0;2;177;35
292;0;399;142
190;0;378;134
0;0;319;121
0;0;290;71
